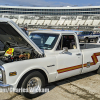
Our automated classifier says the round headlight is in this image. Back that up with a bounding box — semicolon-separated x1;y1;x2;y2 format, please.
0;70;2;80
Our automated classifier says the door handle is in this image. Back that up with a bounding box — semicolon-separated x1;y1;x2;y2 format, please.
76;53;81;56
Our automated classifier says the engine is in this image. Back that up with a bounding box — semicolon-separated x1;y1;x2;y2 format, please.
0;47;40;63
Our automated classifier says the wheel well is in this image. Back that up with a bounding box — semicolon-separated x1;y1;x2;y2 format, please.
17;69;48;88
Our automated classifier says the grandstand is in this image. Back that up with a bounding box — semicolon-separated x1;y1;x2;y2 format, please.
1;6;100;30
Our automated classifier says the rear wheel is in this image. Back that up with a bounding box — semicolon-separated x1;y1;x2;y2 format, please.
21;71;45;99
88;40;90;43
85;38;88;43
94;37;98;43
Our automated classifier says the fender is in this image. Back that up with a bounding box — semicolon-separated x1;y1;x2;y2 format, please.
13;66;49;88
10;65;57;90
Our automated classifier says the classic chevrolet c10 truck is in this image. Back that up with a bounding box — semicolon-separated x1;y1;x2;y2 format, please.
0;18;100;98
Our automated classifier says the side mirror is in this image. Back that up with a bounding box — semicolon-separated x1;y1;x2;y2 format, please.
62;47;68;53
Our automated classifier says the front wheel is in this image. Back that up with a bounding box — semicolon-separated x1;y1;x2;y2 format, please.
21;71;45;99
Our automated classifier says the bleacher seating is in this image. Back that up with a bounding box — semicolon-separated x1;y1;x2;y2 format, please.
43;20;51;25
77;20;86;26
50;20;58;26
63;20;71;26
16;19;24;24
23;19;31;25
71;20;79;26
2;15;100;29
57;20;65;26
92;20;100;26
84;20;93;26
36;20;44;25
30;20;38;25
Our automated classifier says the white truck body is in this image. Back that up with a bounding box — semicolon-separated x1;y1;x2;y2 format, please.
0;18;100;97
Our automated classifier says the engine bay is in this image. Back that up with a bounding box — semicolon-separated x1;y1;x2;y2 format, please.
0;36;42;64
0;22;43;65
0;45;41;64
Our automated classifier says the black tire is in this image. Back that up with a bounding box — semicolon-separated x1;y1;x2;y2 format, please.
88;40;90;43
94;38;98;43
21;71;45;99
85;38;88;43
97;66;100;74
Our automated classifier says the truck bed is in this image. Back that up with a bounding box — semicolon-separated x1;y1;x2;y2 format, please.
80;43;100;49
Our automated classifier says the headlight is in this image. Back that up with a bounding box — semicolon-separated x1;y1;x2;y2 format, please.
0;70;2;80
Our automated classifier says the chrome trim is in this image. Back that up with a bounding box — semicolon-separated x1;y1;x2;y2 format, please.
27;77;42;94
0;66;6;84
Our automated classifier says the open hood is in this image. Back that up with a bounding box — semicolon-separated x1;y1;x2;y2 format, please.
0;18;43;56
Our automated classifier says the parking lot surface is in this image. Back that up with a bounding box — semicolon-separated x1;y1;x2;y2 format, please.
0;71;100;100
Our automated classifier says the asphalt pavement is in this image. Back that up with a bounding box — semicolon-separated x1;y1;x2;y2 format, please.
0;71;100;100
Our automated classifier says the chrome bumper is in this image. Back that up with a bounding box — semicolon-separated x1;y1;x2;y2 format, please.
0;82;12;88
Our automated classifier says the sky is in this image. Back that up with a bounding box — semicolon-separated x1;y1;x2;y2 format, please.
0;0;100;7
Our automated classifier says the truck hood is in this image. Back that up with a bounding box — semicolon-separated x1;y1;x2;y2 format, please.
0;18;43;56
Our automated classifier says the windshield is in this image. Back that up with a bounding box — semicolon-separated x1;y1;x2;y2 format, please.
29;33;59;50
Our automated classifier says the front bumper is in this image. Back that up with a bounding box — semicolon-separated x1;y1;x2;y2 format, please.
0;82;12;88
0;66;12;89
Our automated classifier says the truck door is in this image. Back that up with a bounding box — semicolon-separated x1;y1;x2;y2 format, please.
88;31;93;39
82;49;100;74
56;34;82;81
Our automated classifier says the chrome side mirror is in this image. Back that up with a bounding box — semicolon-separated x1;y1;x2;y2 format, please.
62;47;68;53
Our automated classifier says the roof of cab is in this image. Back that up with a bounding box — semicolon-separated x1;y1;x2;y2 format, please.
31;30;77;35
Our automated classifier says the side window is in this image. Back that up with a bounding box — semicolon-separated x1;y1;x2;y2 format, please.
56;35;77;50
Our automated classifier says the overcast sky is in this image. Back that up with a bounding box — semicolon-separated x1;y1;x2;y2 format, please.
0;0;100;7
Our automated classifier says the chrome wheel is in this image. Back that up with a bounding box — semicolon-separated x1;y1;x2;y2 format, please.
27;77;42;94
21;71;45;99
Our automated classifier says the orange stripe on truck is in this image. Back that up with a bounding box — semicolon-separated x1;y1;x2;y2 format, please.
57;65;82;73
57;52;100;74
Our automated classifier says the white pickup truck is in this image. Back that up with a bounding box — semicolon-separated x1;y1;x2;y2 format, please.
0;18;100;99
